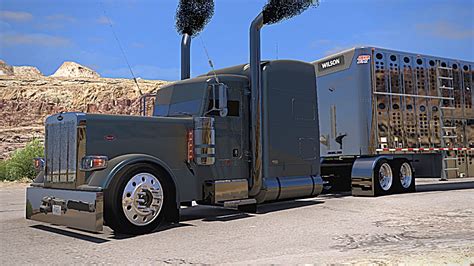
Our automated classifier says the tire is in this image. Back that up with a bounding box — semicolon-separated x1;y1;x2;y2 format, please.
394;160;416;193
373;159;395;196
104;163;173;235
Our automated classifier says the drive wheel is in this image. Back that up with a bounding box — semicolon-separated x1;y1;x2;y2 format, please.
104;163;172;235
395;160;416;193
374;159;394;195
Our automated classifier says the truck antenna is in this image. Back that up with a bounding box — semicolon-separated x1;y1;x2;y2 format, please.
99;1;143;95
199;36;220;84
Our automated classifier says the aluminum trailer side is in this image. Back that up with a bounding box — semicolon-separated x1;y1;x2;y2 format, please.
313;47;473;196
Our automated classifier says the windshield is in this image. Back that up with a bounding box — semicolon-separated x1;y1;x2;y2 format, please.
153;82;207;117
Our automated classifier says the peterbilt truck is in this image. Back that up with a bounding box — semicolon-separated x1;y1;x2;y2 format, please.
25;3;473;234
26;5;324;234
315;47;473;195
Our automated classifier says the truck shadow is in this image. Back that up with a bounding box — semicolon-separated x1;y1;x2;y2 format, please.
180;198;324;222
115;199;324;239
256;199;324;214
32;199;323;242
320;180;474;197
31;224;110;243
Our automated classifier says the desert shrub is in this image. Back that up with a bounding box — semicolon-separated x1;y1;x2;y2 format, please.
1;139;44;181
0;160;7;180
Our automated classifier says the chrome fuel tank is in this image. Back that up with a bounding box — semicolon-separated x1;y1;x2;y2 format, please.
263;175;323;202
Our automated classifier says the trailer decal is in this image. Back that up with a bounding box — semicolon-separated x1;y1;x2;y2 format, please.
357;55;370;64
318;55;344;71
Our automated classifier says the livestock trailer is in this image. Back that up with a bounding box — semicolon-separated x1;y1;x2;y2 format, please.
314;47;473;196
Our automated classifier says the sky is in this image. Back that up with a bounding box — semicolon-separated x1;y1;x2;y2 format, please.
0;0;473;81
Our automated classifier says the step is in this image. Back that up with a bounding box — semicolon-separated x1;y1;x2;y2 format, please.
442;126;456;129
439;86;454;90
443;157;459;161
223;198;257;209
442;135;458;138
440;106;456;110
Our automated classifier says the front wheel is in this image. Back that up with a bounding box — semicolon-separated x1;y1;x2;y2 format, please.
104;163;172;235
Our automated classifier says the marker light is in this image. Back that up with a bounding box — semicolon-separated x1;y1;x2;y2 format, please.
187;129;194;163
33;158;45;171
80;156;108;171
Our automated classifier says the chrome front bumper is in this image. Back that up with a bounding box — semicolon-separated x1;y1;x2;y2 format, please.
26;186;103;232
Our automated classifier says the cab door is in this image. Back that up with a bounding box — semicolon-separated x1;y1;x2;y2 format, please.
205;80;249;181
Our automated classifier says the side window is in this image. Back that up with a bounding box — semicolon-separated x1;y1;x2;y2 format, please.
207;100;240;117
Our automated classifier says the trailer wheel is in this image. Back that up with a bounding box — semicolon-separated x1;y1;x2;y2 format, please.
104;163;172;235
395;160;416;193
374;159;394;195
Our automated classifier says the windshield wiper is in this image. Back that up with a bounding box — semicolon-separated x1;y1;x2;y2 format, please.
168;111;193;117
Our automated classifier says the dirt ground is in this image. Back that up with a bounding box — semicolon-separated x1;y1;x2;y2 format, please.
0;178;473;264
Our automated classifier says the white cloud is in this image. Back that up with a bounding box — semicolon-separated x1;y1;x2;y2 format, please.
46;14;76;23
324;44;364;56
416;21;474;40
0;33;71;47
102;65;179;81
0;21;11;32
88;37;106;44
0;11;33;22
310;39;332;48
130;42;145;49
96;15;113;25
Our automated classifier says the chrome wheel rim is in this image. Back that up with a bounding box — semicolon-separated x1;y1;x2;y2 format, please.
122;173;163;226
378;163;393;191
399;162;413;189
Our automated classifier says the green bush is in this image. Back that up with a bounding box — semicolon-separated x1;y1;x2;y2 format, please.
0;139;44;181
0;160;7;181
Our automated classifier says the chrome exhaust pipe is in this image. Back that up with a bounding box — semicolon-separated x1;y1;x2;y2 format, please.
248;1;319;203
181;33;191;80
248;13;266;202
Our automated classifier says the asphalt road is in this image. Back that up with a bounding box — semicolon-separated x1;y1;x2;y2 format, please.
1;179;473;264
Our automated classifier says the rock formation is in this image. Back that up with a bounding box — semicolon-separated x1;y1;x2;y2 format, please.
51;61;100;78
13;66;43;78
0;60;14;76
0;60;170;159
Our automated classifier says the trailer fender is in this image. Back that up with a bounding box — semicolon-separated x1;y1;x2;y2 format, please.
351;156;393;196
84;154;180;221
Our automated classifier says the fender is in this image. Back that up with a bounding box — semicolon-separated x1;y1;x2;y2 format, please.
85;154;181;205
351;155;393;196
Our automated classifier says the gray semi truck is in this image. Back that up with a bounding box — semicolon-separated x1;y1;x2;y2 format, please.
26;3;325;234
26;3;473;234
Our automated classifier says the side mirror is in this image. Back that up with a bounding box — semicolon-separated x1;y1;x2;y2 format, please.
207;82;228;117
217;83;228;117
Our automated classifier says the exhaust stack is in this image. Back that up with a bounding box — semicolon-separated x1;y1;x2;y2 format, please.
181;34;192;80
248;0;319;201
175;0;215;80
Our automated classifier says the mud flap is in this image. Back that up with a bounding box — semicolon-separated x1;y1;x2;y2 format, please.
26;186;103;232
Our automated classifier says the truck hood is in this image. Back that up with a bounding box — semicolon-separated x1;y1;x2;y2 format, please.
84;114;193;170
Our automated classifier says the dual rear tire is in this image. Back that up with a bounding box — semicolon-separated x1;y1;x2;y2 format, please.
374;159;415;196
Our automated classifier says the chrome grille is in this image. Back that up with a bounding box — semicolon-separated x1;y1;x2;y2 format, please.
45;114;78;183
